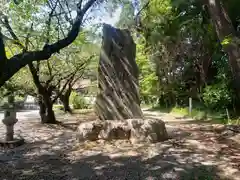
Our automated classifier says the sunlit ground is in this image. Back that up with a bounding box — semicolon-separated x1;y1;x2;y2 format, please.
0;109;239;180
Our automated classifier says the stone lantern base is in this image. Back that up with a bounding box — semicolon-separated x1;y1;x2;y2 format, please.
1;108;25;149
0;138;25;148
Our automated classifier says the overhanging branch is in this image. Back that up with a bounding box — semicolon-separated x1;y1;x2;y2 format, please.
0;14;25;50
28;62;43;91
0;0;97;87
46;0;60;44
0;31;7;68
52;57;90;103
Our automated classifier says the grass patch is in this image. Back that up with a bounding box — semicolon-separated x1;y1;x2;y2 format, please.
152;105;239;125
149;106;172;113
53;104;64;111
53;104;94;116
171;107;228;124
72;109;94;114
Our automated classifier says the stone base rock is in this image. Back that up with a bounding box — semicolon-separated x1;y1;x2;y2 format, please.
77;119;168;143
127;119;168;143
99;120;131;140
77;121;103;141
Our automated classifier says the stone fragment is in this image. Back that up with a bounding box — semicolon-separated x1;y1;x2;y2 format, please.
77;121;103;141
77;119;168;143
98;120;131;140
127;119;168;143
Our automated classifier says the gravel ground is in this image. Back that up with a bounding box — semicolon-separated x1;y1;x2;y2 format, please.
0;111;239;180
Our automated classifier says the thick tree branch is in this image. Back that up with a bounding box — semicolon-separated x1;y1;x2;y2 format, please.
52;73;75;103
65;1;74;25
52;57;91;103
47;61;53;77
48;54;93;88
25;23;34;51
0;31;7;67
52;64;86;103
48;64;82;88
1;34;24;49
0;14;25;50
46;0;60;44
135;1;150;18
70;56;94;87
28;62;44;91
69;71;85;90
0;0;96;87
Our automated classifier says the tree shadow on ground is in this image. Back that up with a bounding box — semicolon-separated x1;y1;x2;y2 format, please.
0;112;239;180
0;148;224;180
0;131;234;180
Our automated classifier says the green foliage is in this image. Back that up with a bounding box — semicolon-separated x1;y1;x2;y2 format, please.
203;84;232;110
154;105;236;124
116;1;135;28
221;36;232;46
171;106;207;120
115;0;240;119
135;36;159;104
2;0;240;120
70;91;88;109
53;104;64;111
201;53;233;110
131;0;236;113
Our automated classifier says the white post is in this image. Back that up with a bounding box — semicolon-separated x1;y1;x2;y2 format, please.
189;97;192;117
226;108;231;124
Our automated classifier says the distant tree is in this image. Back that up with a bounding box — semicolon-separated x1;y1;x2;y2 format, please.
0;0;97;87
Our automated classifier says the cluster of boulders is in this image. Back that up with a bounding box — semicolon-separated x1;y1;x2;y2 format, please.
77;119;168;144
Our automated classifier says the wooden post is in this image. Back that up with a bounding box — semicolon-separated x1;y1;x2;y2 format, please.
189;97;192;117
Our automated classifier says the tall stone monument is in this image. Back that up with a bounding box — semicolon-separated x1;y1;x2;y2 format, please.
95;24;143;120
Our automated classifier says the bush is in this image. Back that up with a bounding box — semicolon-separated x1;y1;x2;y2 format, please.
70;91;88;109
171;106;207;120
203;83;232;110
53;104;64;111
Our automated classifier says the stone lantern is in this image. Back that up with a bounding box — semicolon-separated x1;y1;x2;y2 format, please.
2;109;18;141
0;95;24;147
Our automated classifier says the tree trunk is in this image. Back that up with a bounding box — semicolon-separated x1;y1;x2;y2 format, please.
44;97;56;124
60;90;72;113
38;94;56;124
206;0;240;93
61;97;72;113
28;62;57;124
38;97;47;123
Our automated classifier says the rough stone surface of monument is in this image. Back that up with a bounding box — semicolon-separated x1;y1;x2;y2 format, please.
77;119;168;143
95;23;143;120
